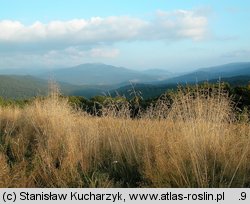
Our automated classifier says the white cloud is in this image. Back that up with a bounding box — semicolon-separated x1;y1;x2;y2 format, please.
0;17;146;45
0;9;208;49
154;10;208;41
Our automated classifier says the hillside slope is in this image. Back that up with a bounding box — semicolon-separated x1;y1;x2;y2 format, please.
0;75;49;99
0;75;108;99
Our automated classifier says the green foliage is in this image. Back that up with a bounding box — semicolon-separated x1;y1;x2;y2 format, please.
231;86;250;112
67;96;89;110
0;96;31;108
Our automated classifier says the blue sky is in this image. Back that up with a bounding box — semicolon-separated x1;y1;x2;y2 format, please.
0;0;249;71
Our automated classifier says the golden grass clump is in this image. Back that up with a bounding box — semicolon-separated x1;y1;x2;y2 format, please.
0;86;249;187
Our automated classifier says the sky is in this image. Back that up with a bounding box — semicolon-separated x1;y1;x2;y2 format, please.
0;0;250;72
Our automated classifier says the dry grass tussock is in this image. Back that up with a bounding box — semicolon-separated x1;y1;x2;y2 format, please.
0;87;250;187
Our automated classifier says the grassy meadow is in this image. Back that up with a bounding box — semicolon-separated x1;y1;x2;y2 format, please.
0;86;250;188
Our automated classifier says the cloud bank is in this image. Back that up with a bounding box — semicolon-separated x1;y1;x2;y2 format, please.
0;9;209;68
0;10;208;49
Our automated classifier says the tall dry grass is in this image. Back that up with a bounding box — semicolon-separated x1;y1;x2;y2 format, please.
0;87;249;187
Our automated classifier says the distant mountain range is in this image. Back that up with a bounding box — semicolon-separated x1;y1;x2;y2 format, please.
0;62;250;99
157;62;250;84
38;63;172;85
